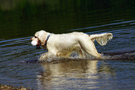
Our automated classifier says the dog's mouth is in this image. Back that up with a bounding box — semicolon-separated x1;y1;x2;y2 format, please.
35;40;41;49
36;43;41;49
31;37;41;49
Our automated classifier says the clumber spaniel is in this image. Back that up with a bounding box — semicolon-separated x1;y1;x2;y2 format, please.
31;30;113;60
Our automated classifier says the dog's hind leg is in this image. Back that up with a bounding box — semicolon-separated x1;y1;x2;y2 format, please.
79;39;101;59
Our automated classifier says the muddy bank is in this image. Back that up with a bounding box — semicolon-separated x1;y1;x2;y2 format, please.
0;84;33;90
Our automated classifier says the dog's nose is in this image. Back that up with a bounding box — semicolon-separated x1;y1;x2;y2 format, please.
31;38;33;41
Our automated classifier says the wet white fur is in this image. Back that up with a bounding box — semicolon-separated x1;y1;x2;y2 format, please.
32;30;113;60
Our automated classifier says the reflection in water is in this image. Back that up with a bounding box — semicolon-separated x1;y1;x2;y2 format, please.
0;0;135;89
37;60;115;90
98;62;116;79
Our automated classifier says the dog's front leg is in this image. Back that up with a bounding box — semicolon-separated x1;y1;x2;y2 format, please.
39;52;56;61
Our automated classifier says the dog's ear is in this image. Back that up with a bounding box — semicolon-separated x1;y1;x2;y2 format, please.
36;40;41;49
35;30;48;46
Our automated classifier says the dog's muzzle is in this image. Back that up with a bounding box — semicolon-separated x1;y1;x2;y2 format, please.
36;44;41;49
31;40;38;46
31;37;41;49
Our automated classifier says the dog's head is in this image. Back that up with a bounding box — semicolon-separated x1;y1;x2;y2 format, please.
31;30;49;49
31;36;41;49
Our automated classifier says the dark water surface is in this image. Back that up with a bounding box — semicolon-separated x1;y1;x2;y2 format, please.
0;0;135;90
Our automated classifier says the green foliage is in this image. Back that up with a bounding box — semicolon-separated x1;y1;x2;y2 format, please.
0;0;134;39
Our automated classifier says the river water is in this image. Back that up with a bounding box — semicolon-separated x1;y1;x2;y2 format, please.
0;0;135;90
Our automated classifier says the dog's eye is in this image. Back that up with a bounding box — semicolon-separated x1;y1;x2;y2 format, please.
34;36;37;38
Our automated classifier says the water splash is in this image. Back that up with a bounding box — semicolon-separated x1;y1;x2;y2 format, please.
37;49;135;62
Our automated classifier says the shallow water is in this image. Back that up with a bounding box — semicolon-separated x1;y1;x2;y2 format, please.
0;0;135;90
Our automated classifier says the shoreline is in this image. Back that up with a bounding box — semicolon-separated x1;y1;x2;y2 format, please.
0;84;33;90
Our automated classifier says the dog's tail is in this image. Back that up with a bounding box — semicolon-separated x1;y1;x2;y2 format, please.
90;33;113;46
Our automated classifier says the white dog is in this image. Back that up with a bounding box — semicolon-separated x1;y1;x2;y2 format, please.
31;30;113;60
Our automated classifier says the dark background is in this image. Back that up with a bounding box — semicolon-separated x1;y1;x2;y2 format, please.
0;0;135;39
